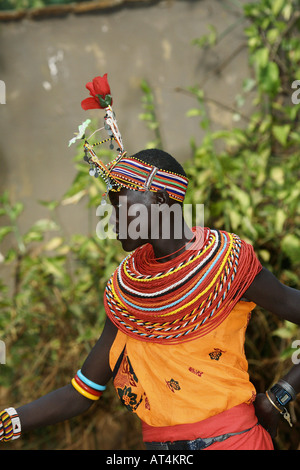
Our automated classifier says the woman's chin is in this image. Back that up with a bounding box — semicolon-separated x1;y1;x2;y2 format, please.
118;236;145;252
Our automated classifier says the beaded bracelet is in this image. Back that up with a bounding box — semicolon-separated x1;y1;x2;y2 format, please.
0;407;21;442
71;370;106;401
77;369;106;391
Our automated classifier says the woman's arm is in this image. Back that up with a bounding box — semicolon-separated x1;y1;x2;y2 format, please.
244;267;300;436
16;384;93;431
244;267;300;324
1;316;118;436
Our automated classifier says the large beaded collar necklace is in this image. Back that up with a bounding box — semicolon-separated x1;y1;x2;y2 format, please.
104;226;262;344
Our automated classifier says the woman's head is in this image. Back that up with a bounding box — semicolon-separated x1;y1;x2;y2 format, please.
108;149;188;252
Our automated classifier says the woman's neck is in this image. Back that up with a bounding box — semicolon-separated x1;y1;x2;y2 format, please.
151;223;194;262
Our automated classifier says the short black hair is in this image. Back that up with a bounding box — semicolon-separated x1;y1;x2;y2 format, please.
130;148;187;178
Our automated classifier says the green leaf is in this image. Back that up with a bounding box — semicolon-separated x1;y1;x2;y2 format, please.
43;237;64;252
281;234;300;264
0;191;9;205
97;94;112;108
253;47;269;68
105;94;112;106
260;62;280;95
243;78;256;93
267;28;280;45
4;248;17;263
282;3;293;20
186;108;202;118
139;113;154;121
274;208;286;234
272;321;298;339
231;184;251;211
272;124;291;146
23;231;44;244
270;167;284;188
61;190;87;206
10;202;24;221
192;25;217;49
0;226;13;243
271;0;285;16
42;258;64;279
28;219;59;234
228;209;241;231
258;249;271;262
39;200;60;211
140;79;152;94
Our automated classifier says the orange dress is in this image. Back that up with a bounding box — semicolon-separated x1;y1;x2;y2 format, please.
110;301;257;427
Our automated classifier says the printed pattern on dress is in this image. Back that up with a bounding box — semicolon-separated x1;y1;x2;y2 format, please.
165;378;181;393
188;367;203;377
113;350;149;413
209;348;226;360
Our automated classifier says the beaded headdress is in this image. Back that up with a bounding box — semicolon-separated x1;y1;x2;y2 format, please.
69;74;189;202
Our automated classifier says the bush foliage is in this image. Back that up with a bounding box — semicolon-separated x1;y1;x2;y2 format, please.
0;0;300;450
184;0;300;449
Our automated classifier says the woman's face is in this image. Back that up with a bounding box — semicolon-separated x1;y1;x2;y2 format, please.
108;187;155;252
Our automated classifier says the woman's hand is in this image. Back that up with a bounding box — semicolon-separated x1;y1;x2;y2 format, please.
254;392;281;438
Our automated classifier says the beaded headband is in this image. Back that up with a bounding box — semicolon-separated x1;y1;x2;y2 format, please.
109;156;188;202
69;74;188;202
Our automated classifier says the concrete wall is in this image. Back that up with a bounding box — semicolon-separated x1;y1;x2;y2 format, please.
0;0;252;237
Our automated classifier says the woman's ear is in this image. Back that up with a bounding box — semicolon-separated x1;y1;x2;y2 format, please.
155;189;170;206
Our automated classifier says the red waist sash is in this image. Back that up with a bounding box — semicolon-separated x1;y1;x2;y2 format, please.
142;403;273;450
